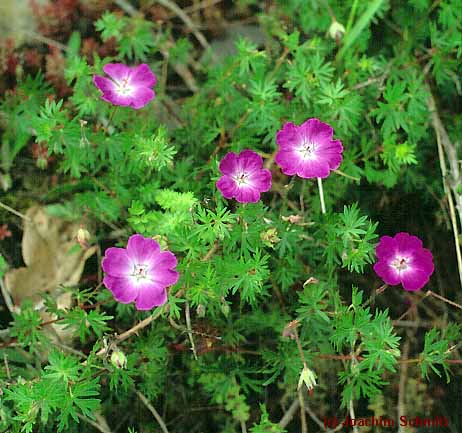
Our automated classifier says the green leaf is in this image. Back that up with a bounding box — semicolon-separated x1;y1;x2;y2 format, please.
337;0;388;60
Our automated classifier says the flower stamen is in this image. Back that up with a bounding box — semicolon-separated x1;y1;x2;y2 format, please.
115;78;133;96
233;172;249;186
132;263;149;281
297;140;316;160
391;256;409;272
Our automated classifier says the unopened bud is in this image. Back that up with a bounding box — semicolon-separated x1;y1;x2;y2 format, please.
77;227;91;244
221;303;230;317
111;350;127;369
328;21;346;41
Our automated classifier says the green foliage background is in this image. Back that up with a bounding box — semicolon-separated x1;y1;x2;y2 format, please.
0;0;461;432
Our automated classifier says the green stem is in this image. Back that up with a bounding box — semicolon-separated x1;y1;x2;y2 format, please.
106;106;119;132
346;0;359;33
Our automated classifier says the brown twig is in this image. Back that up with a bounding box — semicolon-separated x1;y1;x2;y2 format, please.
298;389;308;433
305;404;345;432
278;398;300;428
155;0;211;51
201;241;219;261
181;0;223;14
3;353;11;380
185;301;198;360
397;339;410;433
428;90;462;288
0;201;31;221
427;290;462;310
76;413;113;433
135;389;170;433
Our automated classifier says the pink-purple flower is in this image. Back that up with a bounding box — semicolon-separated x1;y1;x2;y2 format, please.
102;234;179;310
373;232;434;291
93;63;156;109
275;118;343;178
216;149;272;203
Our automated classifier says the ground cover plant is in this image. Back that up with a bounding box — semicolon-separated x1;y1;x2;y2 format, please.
0;0;461;432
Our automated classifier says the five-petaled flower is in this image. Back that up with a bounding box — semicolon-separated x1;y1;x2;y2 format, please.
102;234;179;310
275;118;343;178
216;149;272;203
373;232;434;291
93;63;156;109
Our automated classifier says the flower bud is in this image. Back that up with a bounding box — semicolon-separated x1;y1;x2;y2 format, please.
328;21;346;41
0;173;12;191
76;228;91;248
111;350;127;369
221;303;230;317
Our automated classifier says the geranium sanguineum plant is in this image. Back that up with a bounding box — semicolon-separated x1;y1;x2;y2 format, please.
275;118;343;213
216;149;272;203
93;63;156;109
102;234;179;310
373;232;434;291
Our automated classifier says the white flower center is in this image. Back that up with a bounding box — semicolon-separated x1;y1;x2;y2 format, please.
131;263;150;282
115;77;133;96
297;140;316;160
233;171;249;186
390;256;409;272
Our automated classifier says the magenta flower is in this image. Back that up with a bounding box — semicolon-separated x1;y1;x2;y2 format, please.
216;149;272;203
93;63;156;109
373;232;434;291
102;234;179;310
275;118;343;178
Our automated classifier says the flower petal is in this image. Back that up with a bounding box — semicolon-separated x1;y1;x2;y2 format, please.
93;75;117;94
317;139;344;169
400;266;432;291
135;282;168;310
275;150;302;175
129;86;155;109
150;250;178;270
103;63;131;81
238;150;263;173
248;168;272;192
217;175;238;199
394;232;423;256
219;152;239;175
102;247;133;277
301;118;333;145
129;64;156;87
100;90;132;107
375;236;397;260
235;185;260;203
276;122;300;150
152;269;179;286
127;234;160;264
297;159;331;179
103;275;139;303
373;260;400;286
